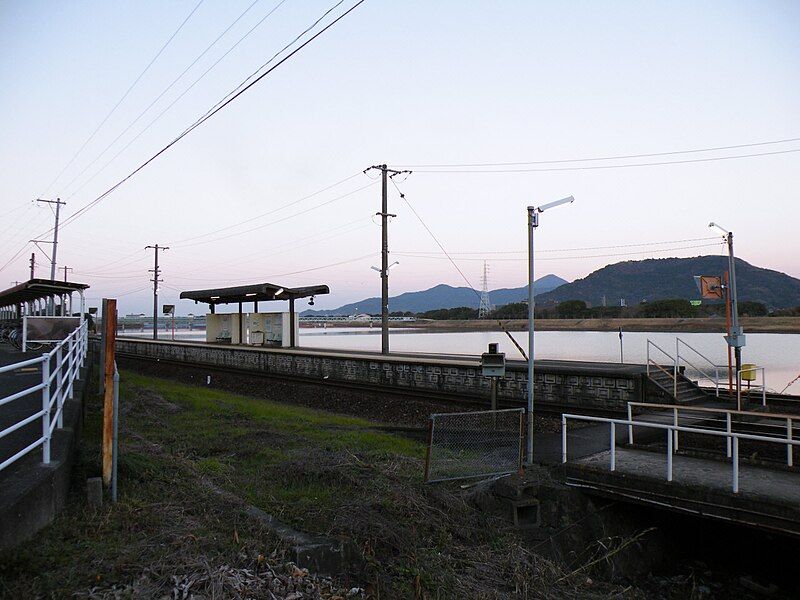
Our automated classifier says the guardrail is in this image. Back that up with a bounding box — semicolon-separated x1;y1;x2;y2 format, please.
562;412;800;493
676;338;722;397
0;320;88;472
646;339;677;396
626;401;799;466
738;366;767;410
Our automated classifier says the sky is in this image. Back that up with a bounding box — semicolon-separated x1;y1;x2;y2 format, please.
0;0;798;315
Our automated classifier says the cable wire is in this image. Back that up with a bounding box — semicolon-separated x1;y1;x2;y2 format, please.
52;0;367;234
407;148;800;174
396;136;800;168
389;177;528;360
61;0;287;200
42;0;205;196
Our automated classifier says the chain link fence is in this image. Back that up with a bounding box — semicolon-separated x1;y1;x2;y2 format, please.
424;408;524;483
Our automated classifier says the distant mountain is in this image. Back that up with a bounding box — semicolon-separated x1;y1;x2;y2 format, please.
534;256;800;309
303;274;567;316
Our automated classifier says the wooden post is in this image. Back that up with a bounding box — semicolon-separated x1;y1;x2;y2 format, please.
102;299;117;488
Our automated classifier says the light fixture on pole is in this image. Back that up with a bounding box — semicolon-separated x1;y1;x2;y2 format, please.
527;196;574;464
709;221;745;405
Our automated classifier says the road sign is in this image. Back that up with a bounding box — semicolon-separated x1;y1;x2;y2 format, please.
694;275;724;299
162;304;175;315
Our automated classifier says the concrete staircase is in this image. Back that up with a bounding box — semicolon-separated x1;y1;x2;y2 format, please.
648;367;711;405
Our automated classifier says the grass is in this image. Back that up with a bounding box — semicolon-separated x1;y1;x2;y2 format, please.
0;370;633;599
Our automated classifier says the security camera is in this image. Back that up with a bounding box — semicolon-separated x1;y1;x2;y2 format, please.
308;296;315;306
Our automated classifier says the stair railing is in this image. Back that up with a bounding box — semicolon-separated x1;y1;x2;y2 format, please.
646;339;677;398
676;338;722;398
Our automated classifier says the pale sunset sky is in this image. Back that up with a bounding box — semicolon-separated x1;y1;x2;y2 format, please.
1;1;798;313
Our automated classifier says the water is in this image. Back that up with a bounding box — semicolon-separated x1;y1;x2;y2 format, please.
121;327;800;394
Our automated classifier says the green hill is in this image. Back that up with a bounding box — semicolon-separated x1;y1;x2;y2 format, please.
534;256;800;309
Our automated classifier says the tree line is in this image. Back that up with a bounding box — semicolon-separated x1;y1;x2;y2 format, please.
387;298;796;320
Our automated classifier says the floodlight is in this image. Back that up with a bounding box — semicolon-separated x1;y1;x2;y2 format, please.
534;196;575;212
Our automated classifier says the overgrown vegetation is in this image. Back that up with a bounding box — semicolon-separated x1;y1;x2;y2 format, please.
0;372;636;599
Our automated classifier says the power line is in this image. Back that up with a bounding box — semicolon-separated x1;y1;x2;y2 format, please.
60;0;286;200
393;242;726;262
389;178;528;360
55;0;365;231
169;251;376;284
168;172;363;245
396;136;800;168
406;148;800;174
42;0;205;196
395;236;721;255
171;180;377;248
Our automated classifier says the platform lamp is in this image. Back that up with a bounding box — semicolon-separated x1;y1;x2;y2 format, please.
709;222;745;403
527;196;575;464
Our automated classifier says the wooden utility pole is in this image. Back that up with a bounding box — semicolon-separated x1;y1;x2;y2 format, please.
30;253;35;279
145;245;168;340
62;266;73;282
102;298;117;488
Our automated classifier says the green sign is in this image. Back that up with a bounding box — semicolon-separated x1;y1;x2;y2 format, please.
690;300;702;306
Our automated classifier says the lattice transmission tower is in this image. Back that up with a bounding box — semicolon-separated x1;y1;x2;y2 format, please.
478;260;493;318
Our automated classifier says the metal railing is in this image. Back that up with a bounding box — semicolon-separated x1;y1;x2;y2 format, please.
562;412;800;493
676;338;722;397
738;366;767;410
626;401;799;466
0;320;88;472
646;339;677;396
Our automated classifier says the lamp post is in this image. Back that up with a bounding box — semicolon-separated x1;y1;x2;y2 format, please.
709;222;744;404
527;196;574;464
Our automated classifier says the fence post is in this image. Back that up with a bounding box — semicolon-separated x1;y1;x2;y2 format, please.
726;412;732;458
68;335;75;399
673;407;679;451
423;418;433;482
732;437;739;493
41;354;50;464
610;422;616;472
674;338;679;399
787;419;793;468
102;299;117;488
112;368;120;502
561;414;568;464
762;370;766;407
55;346;64;428
666;429;673;482
627;404;633;445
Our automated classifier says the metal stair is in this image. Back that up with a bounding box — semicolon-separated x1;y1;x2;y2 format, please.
646;338;721;405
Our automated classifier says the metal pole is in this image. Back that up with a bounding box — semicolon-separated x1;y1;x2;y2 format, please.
289;298;296;348
526;206;536;464
30;253;35;279
146;244;168;340
50;199;61;282
727;232;742;401
381;165;389;355
618;327;623;363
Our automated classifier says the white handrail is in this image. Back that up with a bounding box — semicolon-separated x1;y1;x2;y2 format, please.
0;320;88;473
676;338;723;397
626;401;799;461
563;412;800;494
738;366;767;411
646;339;677;397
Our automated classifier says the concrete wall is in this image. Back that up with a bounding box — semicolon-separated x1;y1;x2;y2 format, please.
116;339;645;412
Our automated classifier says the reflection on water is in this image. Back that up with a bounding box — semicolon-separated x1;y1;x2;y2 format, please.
121;327;800;394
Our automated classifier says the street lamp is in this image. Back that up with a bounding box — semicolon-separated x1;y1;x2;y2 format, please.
709;222;745;404
527;196;575;464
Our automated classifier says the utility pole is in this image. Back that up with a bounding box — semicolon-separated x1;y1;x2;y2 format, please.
364;164;409;354
29;253;36;279
145;244;169;340
62;266;73;282
35;198;65;281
